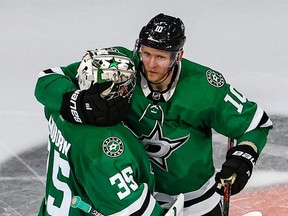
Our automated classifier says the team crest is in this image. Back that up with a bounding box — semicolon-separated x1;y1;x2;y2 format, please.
140;122;189;172
102;137;124;157
206;70;225;88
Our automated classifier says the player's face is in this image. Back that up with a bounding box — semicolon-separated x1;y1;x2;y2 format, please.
140;45;174;84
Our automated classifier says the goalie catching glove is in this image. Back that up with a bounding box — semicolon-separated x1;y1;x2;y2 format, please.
215;143;259;195
60;48;136;126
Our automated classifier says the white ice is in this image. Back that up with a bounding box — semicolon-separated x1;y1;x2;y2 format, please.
0;0;287;188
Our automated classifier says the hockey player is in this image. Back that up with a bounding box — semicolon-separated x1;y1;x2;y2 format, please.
35;14;273;216
37;50;166;216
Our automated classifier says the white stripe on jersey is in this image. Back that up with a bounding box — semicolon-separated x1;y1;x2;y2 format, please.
245;105;272;133
154;175;221;215
110;183;157;216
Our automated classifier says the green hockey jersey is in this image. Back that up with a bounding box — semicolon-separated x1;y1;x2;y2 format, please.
38;111;164;215
35;46;272;215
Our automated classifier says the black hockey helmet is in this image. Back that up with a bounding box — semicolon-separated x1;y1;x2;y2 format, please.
138;13;186;52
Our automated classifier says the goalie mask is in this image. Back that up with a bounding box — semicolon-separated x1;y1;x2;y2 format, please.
77;48;136;100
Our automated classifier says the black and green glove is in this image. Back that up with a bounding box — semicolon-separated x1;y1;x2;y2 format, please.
215;144;259;195
60;81;130;126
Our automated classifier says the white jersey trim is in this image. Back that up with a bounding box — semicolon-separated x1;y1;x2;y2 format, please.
183;192;220;216
154;174;220;215
110;183;156;216
244;105;272;133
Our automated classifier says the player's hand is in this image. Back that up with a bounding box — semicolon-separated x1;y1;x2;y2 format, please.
60;81;131;126
215;144;259;195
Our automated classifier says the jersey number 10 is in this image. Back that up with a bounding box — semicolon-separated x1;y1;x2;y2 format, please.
224;85;247;113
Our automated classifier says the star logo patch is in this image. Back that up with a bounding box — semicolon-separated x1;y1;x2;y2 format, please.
102;137;124;157
206;70;225;88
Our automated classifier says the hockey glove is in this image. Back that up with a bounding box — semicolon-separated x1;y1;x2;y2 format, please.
215;144;259;195
60;81;130;126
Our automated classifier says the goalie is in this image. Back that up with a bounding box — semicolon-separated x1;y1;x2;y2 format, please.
36;49;184;216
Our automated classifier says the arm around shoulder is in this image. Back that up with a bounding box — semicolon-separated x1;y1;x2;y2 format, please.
34;64;79;111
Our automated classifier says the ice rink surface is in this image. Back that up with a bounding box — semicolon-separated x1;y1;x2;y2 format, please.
1;0;288;215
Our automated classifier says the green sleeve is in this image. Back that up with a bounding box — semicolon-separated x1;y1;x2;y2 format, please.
34;47;135;112
34;62;80;111
81;161;164;215
236;127;270;153
207;81;273;153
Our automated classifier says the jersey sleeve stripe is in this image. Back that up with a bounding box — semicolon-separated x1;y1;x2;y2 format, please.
257;111;273;128
110;183;157;216
39;67;64;78
130;190;151;216
244;106;272;133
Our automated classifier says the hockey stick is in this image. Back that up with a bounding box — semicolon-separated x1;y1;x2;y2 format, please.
221;139;263;216
222;138;235;216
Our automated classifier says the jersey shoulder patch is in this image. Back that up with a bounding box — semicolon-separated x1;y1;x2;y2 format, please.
102;137;125;158
205;70;225;88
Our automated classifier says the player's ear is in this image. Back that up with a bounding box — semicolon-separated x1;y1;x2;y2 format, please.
177;50;184;62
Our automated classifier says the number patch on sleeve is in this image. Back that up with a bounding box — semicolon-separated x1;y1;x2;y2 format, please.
224;85;247;113
109;166;138;200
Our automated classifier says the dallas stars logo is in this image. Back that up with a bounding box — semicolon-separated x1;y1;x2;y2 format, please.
206;70;225;88
102;137;124;157
140;122;190;171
